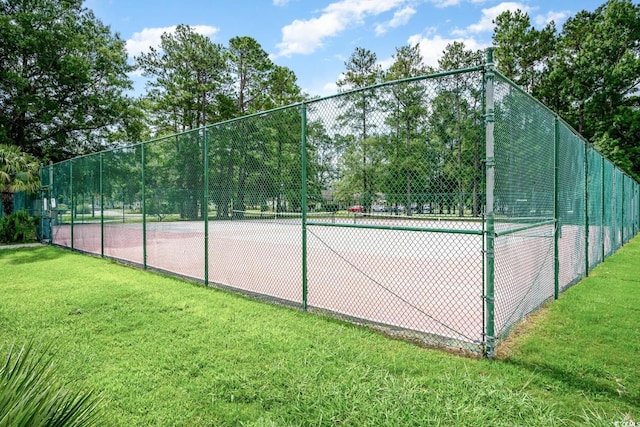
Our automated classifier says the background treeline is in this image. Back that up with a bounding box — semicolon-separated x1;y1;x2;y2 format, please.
1;0;638;211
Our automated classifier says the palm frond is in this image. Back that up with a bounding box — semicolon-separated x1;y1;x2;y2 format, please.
0;341;103;427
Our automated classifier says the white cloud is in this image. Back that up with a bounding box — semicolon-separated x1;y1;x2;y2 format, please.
375;6;416;35
125;25;219;58
322;80;340;96
430;0;461;7
452;2;530;36
275;0;407;57
534;10;569;27
128;68;144;78
377;56;396;70
407;33;490;68
273;0;291;5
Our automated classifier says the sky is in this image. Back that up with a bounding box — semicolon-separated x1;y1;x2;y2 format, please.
83;0;607;98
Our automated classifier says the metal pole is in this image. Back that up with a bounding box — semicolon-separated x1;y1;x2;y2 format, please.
584;143;589;276
204;128;209;286
142;144;147;269
301;103;308;311
483;48;496;358
481;71;486;342
620;174;627;246
554;116;559;300
49;162;54;245
613;169;617;251
100;153;104;258
601;156;605;263
70;160;74;250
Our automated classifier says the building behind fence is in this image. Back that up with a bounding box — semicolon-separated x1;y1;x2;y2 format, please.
40;50;640;356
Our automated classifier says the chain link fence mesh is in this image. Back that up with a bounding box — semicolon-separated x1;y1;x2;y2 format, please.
557;122;587;291
205;108;304;304
604;159;615;258
588;148;604;269
40;55;640;356
492;75;556;339
304;72;485;348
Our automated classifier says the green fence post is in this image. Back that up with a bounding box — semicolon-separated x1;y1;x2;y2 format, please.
601;155;605;262
483;47;496;358
301;102;308;311
204;128;209;287
622;174;625;244
49;162;54;245
142;143;147;269
70;160;74;250
613;169;617;251
584;142;589;276
100;153;104;258
554;116;560;299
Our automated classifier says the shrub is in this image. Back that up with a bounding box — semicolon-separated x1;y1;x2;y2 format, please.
0;210;36;243
76;204;93;215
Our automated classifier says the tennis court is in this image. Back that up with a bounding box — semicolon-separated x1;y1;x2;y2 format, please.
52;213;588;348
41;58;640;355
52;215;488;345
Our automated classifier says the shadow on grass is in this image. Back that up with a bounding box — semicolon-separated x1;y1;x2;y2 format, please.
504;358;640;408
0;246;65;265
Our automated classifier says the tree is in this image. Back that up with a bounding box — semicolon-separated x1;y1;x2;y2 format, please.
136;26;233;220
383;44;430;215
226;36;275;115
492;9;556;94
136;25;227;133
435;42;484;216
336;47;382;211
223;37;304;217
0;144;40;216
262;65;305;110
0;0;141;162
492;0;640;180
552;0;640;180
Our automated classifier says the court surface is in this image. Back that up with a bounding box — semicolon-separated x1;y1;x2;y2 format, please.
51;216;589;349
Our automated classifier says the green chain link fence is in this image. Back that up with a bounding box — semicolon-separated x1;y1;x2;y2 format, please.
39;49;640;356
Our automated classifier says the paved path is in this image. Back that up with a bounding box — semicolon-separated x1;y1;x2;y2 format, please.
0;243;43;250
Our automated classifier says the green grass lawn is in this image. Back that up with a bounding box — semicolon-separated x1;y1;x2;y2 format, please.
0;239;638;426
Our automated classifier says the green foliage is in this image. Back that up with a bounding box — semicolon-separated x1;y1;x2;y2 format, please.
492;9;556;93
136;25;227;133
329;42;485;217
0;341;103;427
493;0;640;180
322;202;340;212
75;204;93;215
0;144;41;216
0;210;36;243
135;30;305;219
0;0;142;162
136;28;303;135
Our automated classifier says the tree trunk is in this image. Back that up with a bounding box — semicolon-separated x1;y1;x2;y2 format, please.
1;192;14;217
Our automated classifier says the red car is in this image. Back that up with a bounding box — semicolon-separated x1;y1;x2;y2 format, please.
347;205;364;213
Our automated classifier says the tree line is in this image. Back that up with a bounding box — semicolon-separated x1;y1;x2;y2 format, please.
492;0;640;180
1;0;638;219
